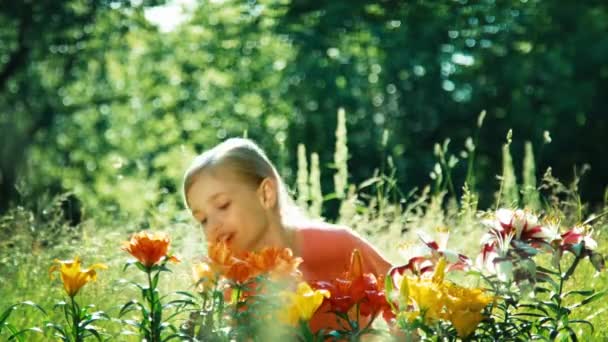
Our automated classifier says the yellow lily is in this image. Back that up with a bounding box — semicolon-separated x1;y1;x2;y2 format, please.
397;257;492;337
192;261;217;292
280;282;330;326
399;258;447;323
49;256;107;297
444;283;493;337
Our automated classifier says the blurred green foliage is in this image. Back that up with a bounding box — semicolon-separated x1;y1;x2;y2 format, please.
1;0;607;220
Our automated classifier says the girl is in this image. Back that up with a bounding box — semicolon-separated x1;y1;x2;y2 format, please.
183;137;392;332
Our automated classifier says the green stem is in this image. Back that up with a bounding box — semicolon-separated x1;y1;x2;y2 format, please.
234;286;242;318
70;296;81;342
146;269;161;342
466;123;482;189
355;303;360;331
552;259;567;335
361;312;377;332
554;254;581;332
441;155;457;197
563;254;582;282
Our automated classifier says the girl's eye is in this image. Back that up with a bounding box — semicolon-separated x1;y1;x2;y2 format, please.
200;218;207;226
219;201;230;210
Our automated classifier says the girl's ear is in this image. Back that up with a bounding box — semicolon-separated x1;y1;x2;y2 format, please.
257;178;278;210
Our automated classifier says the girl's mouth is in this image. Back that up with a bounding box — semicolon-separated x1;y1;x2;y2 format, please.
219;233;235;245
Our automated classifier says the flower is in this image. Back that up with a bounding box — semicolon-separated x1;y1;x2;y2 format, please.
208;240;235;266
225;259;257;284
206;241;303;284
560;225;598;252
49;256;107;297
279;282;330;326
398;257;448;323
395;229;471;278
192;261;217;292
122;231;180;268
395;258;492;338
477;209;555;280
247;246;303;279
313;250;392;321
443;283;493;337
558;225;604;272
482;209;553;247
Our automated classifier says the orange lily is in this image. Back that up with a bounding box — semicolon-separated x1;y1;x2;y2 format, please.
246;246;303;279
313;250;393;321
122;231;180;267
206;241;302;284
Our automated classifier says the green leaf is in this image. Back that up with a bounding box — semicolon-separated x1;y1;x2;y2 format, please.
45;322;67;338
0;307;14;326
159;264;172;273
83;326;103;341
53;301;67;310
538;300;559;312
163;299;196;309
5;324;23;342
358;177;382;189
512;312;546;318
562;326;578;342
122;319;142;328
152;272;161;289
326;330;344;339
569;291;606;310
535;272;560;291
534;286;552;294
8;326;44;341
174;291;196;299
518;303;549;315
562;290;594;298
569;319;594;334
123;260;138;272
162;333;192;341
81;311;109;327
129;281;146;292
119;300;145;317
536;265;559;276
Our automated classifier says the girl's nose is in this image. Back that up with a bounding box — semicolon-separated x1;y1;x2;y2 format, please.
206;217;222;241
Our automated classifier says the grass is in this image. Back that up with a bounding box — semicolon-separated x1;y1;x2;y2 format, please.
1;184;606;340
2;116;607;340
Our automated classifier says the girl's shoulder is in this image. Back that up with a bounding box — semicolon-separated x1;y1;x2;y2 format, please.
294;221;392;280
295;222;365;262
296;221;353;239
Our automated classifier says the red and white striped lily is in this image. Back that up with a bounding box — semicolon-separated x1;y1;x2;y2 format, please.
559;225;598;252
390;229;471;287
484;209;556;245
477;209;557;281
478;209;557;261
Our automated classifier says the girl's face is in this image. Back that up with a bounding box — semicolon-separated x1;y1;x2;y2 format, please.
186;168;273;254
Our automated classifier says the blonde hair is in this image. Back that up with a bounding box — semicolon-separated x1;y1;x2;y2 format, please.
183;138;307;227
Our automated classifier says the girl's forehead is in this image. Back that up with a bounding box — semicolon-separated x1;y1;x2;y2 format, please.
187;173;235;213
204;166;248;185
190;167;255;196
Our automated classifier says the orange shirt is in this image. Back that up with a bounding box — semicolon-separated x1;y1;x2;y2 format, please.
293;223;392;333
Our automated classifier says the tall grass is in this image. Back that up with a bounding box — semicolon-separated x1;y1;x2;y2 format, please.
1;111;607;340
